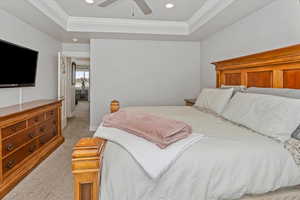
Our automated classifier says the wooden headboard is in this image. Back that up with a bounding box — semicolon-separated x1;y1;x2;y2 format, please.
212;44;300;89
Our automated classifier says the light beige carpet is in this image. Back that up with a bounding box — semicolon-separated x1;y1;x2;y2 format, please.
4;101;93;200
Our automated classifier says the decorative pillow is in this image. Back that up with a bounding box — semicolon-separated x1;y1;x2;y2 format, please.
194;88;233;114
222;92;300;142
292;125;300;140
285;138;300;166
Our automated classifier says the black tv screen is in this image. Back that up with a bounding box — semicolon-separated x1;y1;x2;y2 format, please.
0;39;38;88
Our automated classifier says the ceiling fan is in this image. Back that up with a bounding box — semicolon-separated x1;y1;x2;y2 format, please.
97;0;152;15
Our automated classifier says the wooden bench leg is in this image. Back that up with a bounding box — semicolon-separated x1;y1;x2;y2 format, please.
72;138;106;200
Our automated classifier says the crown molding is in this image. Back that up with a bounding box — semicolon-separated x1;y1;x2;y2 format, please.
68;17;189;35
188;0;236;33
27;0;237;36
27;0;69;29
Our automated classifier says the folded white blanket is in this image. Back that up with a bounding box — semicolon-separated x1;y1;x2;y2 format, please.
94;125;204;179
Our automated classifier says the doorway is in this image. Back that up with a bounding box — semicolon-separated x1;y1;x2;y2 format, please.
74;61;90;122
58;54;90;128
71;58;90;122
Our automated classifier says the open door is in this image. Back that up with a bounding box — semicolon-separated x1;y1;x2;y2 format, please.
58;52;67;129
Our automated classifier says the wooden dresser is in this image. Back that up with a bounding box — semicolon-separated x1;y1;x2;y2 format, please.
0;99;64;198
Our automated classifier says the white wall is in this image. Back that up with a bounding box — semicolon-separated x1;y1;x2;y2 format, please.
0;9;61;107
90;39;201;130
200;0;300;89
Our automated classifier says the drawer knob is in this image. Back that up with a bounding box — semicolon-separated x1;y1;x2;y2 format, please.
28;132;35;139
6;143;14;152
5;160;15;169
40;127;45;132
29;145;36;153
50;111;54;115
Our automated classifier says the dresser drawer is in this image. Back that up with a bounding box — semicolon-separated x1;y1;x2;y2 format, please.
39;128;57;146
45;109;57;120
2;121;27;139
38;118;56;134
2;127;38;156
37;121;49;136
28;113;45;127
50;118;57;129
3;139;38;175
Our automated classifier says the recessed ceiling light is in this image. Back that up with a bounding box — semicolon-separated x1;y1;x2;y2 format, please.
85;0;94;4
165;3;174;8
73;38;78;42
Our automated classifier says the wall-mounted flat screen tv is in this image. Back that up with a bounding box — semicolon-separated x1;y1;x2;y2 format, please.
0;39;39;88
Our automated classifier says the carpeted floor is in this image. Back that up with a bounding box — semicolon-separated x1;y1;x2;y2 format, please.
4;101;93;200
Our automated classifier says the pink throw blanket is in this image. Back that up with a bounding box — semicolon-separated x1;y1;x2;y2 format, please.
102;110;192;149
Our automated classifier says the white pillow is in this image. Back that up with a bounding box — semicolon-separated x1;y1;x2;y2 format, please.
222;92;300;142
195;88;233;114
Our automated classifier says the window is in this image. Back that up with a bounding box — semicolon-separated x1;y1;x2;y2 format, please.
76;71;89;89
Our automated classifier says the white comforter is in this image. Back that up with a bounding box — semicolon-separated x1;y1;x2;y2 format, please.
99;106;300;200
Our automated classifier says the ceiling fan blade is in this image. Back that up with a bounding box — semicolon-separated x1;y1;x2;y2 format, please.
132;0;152;15
98;0;118;7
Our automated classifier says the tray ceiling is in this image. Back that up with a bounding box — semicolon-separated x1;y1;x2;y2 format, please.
0;0;276;42
56;0;207;21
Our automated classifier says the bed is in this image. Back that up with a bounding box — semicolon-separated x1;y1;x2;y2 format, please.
72;44;300;200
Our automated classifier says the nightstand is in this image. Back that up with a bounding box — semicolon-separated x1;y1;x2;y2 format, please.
184;99;196;106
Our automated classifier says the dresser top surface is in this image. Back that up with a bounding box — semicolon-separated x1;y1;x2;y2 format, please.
0;99;62;120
